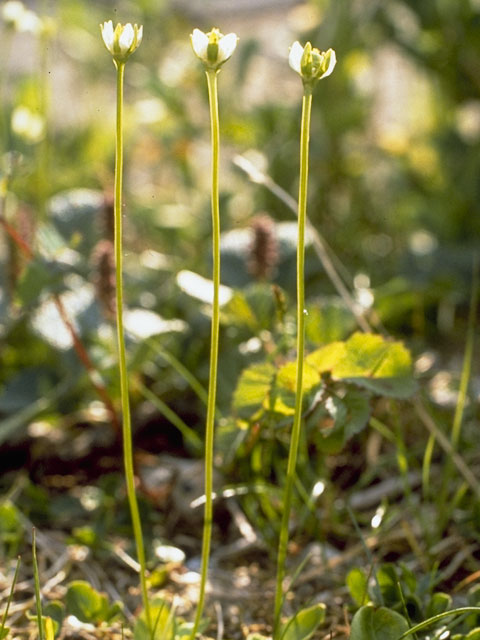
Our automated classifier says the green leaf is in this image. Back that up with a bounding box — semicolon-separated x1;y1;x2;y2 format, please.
25;614;59;639
273;362;321;416
16;257;66;307
0;628;9;640
281;603;326;640
309;390;370;454
349;605;409;640
306;333;416;398
335;332;412;377
305;299;355;344
466;629;480;640
233;363;275;418
426;592;452;618
334;333;416;399
221;291;258;331
376;564;416;608
44;616;56;640
43;602;65;638
347;568;370;607
65;581;116;624
343;390;371;439
134;599;175;640
306;341;347;373
0;502;22;550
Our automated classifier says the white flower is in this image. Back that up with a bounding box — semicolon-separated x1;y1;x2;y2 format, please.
2;1;25;25
191;28;209;60
11;105;45;143
288;41;305;75
191;27;238;71
101;20;115;51
100;20;143;63
2;1;42;34
289;41;336;87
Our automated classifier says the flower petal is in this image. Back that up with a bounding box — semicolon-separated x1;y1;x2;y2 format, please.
101;20;114;52
118;23;134;53
320;48;336;79
289;41;304;74
136;24;143;46
218;32;238;63
191;28;208;59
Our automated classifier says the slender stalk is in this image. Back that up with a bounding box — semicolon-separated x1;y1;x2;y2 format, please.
0;556;20;637
114;60;151;632
438;256;479;528
32;529;44;640
273;86;313;637
189;68;221;640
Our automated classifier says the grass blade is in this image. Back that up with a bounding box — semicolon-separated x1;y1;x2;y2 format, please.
0;556;21;639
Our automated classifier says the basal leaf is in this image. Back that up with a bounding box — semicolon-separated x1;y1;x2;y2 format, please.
306;341;347;373
332;333;416;399
347;568;370;607
273;362;321;416
309;390;369;454
221;291;258;331
233;363;276;418
65;581;110;624
426;592;452;618
343;390;371;438
333;333;396;377
43;602;65;638
349;605;409;640
281;603;326;640
44;616;56;640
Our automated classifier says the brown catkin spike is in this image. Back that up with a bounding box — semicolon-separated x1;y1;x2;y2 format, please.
247;213;279;281
91;239;115;319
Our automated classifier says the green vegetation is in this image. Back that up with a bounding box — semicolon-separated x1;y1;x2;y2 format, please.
0;1;479;639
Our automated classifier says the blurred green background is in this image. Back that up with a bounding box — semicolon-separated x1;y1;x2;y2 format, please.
0;0;479;462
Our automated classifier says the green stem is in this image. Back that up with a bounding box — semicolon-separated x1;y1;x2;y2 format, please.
273;86;313;637
189;68;221;640
114;61;151;632
438;255;479;529
32;529;44;640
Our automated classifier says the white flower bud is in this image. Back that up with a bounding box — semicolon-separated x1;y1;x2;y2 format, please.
289;41;336;88
100;20;143;63
191;27;238;71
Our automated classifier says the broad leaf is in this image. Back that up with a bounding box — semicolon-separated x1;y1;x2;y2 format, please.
349;605;409;640
306;341;346;373
347;568;370;607
310;390;370;454
65;581;120;624
281;603;326;640
44;601;65;638
308;333;416;399
233;363;275;418
426;592;452;618
273;362;321;416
